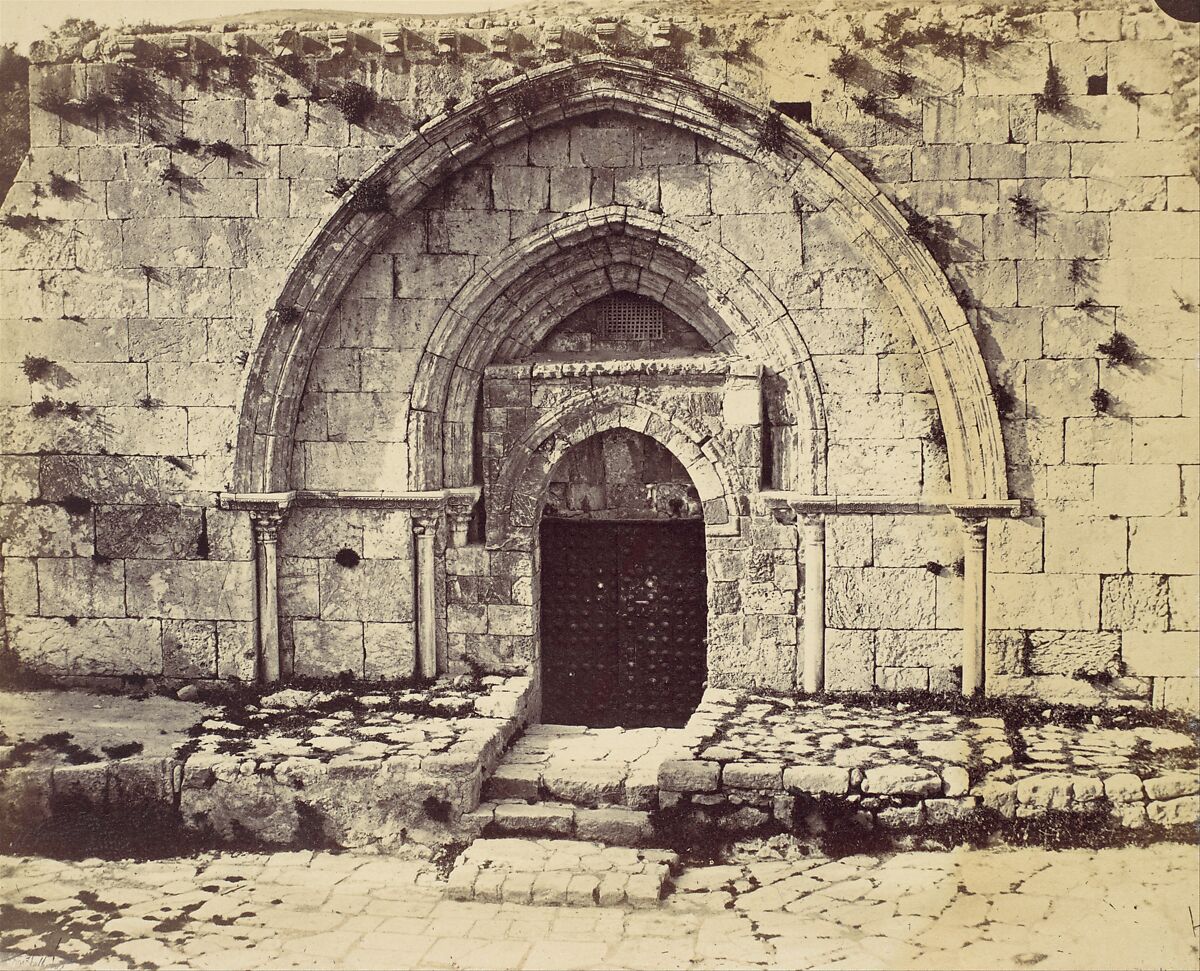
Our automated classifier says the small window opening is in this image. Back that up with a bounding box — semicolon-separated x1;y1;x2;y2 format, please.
1087;74;1108;95
600;297;663;341
772;101;812;124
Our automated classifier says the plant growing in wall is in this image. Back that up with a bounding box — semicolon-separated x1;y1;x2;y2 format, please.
852;92;884;117
1008;191;1043;231
173;136;201;154
757;111;787;154
1076;296;1102;313
829;48;857;83
160;162;185;186
335;548;360;568
47;171;79;199
993;383;1017;418
923;414;947;451
207;140;237;159
110;66;155;108
1090;387;1112;414
20;355;54;382
274;305;304;326
348;179;389;214
1033;62;1068;114
1;213;54;231
702;90;741;126
137;394;162;409
326;177;353;198
442;96;460;115
891;69;916;96
1116;82;1140;103
329;82;377;125
1068;257;1092;286
1097;332;1137;367
273;91;290;107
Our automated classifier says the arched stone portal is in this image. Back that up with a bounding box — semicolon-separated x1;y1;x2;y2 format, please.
234;56;1009;504
228;55;1018;699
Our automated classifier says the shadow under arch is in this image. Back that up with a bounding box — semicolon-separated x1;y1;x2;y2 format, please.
233;55;1008;502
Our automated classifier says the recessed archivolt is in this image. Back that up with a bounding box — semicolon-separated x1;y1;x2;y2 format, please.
409;206;827;494
491;397;744;546
236;55;1008;502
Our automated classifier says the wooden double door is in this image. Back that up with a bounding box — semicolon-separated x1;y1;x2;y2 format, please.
539;519;707;728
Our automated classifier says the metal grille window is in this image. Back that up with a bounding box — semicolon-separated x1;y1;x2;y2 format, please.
600;297;664;341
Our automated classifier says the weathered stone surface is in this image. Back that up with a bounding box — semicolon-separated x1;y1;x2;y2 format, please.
827;568;937;630
162;619;217;678
861;766;943;798
291;620;363;677
318;561;414;623
9;617;162;675
1144;772;1200;802
1025;631;1121;676
722;762;783;791
1146;796;1200;827
574;807;654;846
659;760;721;793
782;766;850;795
37;557;125;618
96;505;205;560
492;802;573;835
125;560;255;622
543;762;625;806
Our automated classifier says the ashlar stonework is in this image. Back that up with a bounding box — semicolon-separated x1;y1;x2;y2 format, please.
0;2;1196;724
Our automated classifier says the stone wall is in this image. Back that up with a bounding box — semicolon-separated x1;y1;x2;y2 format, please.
545;428;702;520
0;2;1196;709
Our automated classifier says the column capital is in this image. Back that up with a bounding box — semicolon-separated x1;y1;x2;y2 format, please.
252;511;284;543
412;508;441;533
955;515;988;549
445;486;481;547
800;511;826;530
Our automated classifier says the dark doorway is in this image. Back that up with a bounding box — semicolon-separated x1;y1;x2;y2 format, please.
539;519;707;728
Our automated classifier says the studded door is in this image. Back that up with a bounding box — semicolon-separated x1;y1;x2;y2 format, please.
540;519;707;728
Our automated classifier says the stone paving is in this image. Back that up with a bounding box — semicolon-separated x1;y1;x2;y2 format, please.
657;690;1200;834
0;679;535;853
1;842;1197;970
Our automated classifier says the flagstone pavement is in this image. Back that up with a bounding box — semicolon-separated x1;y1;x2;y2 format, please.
1;842;1197;970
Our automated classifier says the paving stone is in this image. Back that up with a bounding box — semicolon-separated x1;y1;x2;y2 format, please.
659;760;721;793
861;765;943;798
574;807;654;846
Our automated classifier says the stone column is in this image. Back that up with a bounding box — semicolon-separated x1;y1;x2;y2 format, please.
958;516;988;697
801;513;826;694
252;512;283;684
413;511;439;679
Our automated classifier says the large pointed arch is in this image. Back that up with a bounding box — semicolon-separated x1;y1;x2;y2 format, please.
233;55;1008;501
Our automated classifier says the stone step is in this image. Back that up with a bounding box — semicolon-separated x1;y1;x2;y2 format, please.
483;760;658;810
470;799;659;846
445;837;679;908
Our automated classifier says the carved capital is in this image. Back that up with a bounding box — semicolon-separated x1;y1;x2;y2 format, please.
412;508;441;534
801;512;826;544
252;512;284;544
956;515;988;550
445;486;481;547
